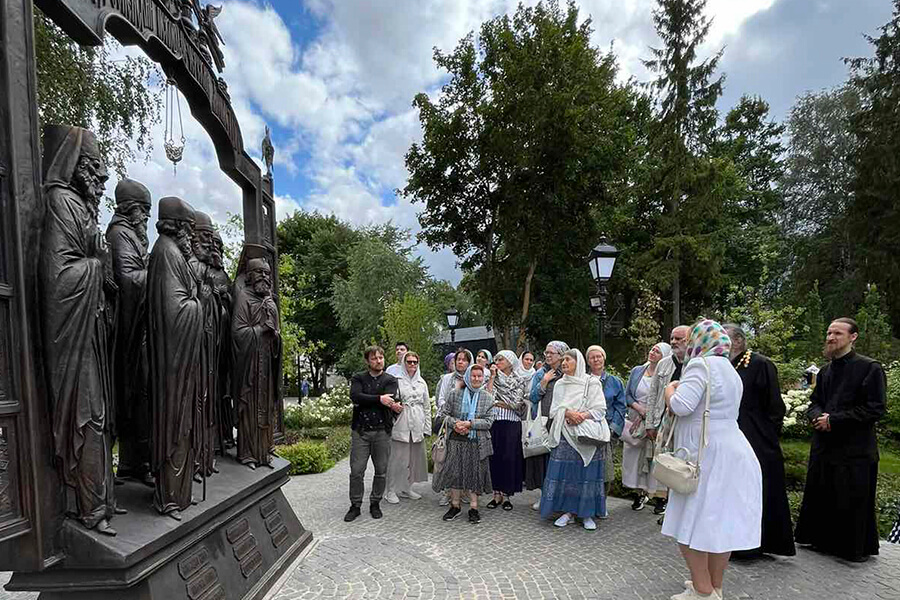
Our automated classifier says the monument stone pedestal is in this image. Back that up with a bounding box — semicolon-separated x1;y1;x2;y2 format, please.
7;456;311;600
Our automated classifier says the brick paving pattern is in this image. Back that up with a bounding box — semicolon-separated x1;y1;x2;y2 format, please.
2;456;899;599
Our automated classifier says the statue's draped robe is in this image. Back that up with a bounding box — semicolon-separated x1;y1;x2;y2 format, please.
148;235;202;513
107;217;151;477
40;185;115;528
232;279;280;466
192;258;218;476
211;268;234;451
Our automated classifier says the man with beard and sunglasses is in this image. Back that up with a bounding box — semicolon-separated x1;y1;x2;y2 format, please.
148;196;204;520
795;318;886;562
40;125;121;535
106;178;154;488
232;256;281;470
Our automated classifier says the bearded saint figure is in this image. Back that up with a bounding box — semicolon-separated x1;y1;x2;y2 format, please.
191;212;219;480
106;178;154;487
39;125;122;535
210;231;235;451
148;196;203;520
232;256;281;469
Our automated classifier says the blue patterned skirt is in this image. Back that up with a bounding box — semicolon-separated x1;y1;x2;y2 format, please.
540;437;606;520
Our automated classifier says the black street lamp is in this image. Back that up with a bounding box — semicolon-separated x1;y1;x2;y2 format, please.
587;236;620;347
445;307;460;348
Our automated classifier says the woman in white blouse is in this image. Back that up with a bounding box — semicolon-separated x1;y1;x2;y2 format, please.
661;320;762;600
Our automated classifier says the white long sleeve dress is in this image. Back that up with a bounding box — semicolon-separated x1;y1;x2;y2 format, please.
660;356;763;553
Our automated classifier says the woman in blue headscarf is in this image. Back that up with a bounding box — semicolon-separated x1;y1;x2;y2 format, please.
432;364;495;524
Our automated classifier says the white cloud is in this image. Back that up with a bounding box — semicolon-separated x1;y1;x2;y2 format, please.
113;0;777;286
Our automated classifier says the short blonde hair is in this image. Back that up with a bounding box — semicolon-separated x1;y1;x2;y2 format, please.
586;345;606;361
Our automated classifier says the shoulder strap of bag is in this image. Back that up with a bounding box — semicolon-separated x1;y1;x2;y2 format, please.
663;357;712;459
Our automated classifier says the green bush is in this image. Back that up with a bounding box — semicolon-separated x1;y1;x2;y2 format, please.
323;427;353;462
275;441;335;475
284;383;353;428
881;361;900;444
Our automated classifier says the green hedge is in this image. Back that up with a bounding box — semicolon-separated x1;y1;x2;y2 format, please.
275;441;335;475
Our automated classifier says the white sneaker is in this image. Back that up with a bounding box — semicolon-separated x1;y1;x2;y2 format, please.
384;491;400;504
684;581;723;599
531;499;541;511
583;517;597;530
399;489;422;500
554;513;572;527
439;492;450;506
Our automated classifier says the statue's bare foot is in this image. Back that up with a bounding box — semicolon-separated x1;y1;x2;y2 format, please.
96;519;117;536
167;510;182;521
246;462;257;470
191;497;199;506
264;461;275;470
193;473;203;483
114;505;128;515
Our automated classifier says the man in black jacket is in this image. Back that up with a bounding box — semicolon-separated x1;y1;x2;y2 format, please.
345;346;401;522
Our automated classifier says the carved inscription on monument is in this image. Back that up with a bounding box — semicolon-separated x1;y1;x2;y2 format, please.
0;427;12;517
178;546;223;600
225;517;262;579
260;497;289;548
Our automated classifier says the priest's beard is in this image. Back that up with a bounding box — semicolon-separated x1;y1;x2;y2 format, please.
132;218;148;247
175;228;194;259
252;278;271;297
823;341;851;360
72;158;103;221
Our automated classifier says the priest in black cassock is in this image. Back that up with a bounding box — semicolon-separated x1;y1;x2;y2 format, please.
795;317;886;562
724;325;796;557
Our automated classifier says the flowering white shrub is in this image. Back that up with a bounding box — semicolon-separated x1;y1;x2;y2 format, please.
782;388;812;437
285;382;353;428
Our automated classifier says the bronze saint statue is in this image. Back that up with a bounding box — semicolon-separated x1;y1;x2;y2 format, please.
232;256;280;469
148;196;204;520
211;230;235;450
39;125;121;536
191;212;218;482
107;178;154;487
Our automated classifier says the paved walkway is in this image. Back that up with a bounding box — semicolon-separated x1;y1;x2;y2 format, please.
3;458;900;599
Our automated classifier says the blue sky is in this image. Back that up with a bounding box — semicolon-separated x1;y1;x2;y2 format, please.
115;0;893;285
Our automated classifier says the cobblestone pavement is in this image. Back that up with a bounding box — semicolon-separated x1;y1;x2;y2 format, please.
3;457;899;600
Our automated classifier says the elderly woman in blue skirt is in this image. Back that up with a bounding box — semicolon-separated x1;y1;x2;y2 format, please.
540;348;608;530
485;350;527;510
432;364;495;524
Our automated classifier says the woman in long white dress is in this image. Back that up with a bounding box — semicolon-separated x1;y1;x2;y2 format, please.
661;320;762;600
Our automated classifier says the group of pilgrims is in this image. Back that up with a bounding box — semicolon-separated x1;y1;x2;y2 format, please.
38;125;281;535
346;316;890;600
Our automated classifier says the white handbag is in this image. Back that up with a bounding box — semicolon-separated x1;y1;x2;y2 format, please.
651;358;711;495
522;403;550;457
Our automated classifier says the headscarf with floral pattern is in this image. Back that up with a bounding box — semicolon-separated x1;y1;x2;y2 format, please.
684;319;732;364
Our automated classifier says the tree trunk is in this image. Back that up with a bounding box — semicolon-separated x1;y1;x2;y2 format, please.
672;266;680;327
514;259;538;353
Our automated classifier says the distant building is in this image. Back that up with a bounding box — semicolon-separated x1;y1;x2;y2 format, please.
435;326;498;358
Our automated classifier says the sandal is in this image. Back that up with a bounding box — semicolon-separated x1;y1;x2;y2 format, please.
502;500;513;511
486;499;500;509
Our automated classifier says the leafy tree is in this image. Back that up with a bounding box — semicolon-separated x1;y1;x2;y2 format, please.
798;280;826;360
640;0;733;325
34;10;162;176
404;0;637;351
381;293;442;379
855;285;893;363
845;1;900;333
332;236;428;375
624;282;663;364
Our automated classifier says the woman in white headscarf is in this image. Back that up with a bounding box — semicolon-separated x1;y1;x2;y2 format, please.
525;340;570;509
540;348;608;531
485;350;526;510
622;342;672;510
384;351;430;504
515;351;536;381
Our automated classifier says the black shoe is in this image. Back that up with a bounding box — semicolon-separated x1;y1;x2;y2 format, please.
370;503;383;519
443;506;462;521
344;506;361;522
486;499;500;509
653;498;667;515
631;494;647;511
468;508;481;524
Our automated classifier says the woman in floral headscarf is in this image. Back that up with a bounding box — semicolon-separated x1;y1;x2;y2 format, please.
660;320;762;600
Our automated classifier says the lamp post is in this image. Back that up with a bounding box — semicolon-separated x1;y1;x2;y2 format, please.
587;236;620;347
445;307;460;349
294;353;302;406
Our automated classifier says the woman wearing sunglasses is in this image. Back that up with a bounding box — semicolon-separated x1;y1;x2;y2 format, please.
384;351;430;504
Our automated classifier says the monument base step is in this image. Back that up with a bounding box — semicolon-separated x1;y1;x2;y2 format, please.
6;455;312;600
